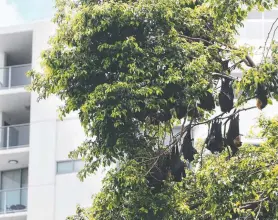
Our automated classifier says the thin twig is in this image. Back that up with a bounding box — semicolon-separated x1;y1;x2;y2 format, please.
212;73;239;81
228;59;245;71
201;122;210;168
255;201;263;220
262;17;278;62
144;155;161;176
239;197;268;210
266;25;278;59
179;118;187;145
179;35;232;51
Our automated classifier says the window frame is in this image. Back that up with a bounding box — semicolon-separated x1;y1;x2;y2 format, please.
56;160;84;175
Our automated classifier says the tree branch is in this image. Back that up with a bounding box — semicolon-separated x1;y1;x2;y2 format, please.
245;55;256;67
239;197;268;210
212;73;239;80
168;106;257;150
262;17;278;62
255;201;263;220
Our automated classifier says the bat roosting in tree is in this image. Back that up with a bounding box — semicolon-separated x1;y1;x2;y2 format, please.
147;144;186;189
175;104;187;119
256;83;267;110
226;114;241;155
198;91;215;111
206;120;224;153
182;128;197;162
146;154;170;190
170;145;186;182
219;78;234;113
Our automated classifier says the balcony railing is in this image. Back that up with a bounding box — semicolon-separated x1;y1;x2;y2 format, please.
0;188;27;214
0;64;31;89
0;124;30;149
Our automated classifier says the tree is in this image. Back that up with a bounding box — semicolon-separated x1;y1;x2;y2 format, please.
29;0;278;219
68;116;278;219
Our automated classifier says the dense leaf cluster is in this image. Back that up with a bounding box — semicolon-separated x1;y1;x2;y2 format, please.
30;0;278;176
30;0;278;219
68;117;278;219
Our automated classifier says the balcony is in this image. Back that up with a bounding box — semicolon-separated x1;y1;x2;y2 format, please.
0;188;27;214
0;124;29;150
0;64;31;89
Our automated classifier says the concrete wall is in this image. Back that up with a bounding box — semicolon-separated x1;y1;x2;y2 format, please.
27;21;57;220
27;21;104;220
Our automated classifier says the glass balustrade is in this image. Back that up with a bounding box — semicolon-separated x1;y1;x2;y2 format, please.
0;124;30;149
0;188;27;214
0;64;31;89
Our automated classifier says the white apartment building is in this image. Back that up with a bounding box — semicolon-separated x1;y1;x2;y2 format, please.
0;21;105;220
0;7;275;220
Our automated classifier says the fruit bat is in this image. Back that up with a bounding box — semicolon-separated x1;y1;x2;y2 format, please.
146;152;171;189
198;91;215;111
164;83;182;98
170;145;185;182
182;129;197;162
157;109;172;122
150;109;172;125
219;78;234;113
175;104;187;120
206;120;224;153
147;145;186;189
226;114;241;155
256;83;267;110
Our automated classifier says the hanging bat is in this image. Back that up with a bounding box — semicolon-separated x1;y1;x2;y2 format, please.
170;145;185;182
147;145;186;189
146;151;171;190
256;83;267;110
175;104;187;120
198;91;215;111
206;120;224;153
219;78;234;113
157;109;172;122
226;114;241;155
182;128;197;162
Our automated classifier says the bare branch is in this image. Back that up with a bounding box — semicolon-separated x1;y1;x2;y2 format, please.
266;25;278;59
212;73;239;80
245;55;256;67
239;197;268;210
255;201;263;220
262;17;278;62
168;106;257;150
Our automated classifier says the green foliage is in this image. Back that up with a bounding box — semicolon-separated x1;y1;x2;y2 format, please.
70;117;278;219
29;0;278;219
29;0;278;179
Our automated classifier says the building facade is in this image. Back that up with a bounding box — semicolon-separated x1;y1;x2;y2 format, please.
0;8;276;220
0;21;105;220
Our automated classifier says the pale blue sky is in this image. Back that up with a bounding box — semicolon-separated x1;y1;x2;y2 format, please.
9;0;54;21
0;0;55;27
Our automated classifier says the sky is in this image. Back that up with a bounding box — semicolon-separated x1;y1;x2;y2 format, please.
0;0;54;27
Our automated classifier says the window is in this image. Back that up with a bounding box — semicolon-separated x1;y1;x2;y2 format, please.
56;161;73;174
0;168;28;210
56;160;84;175
1;168;28;189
